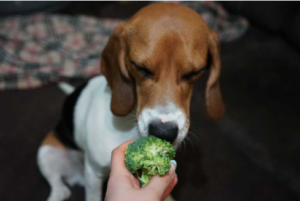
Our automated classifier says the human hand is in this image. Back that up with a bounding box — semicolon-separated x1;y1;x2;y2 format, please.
105;140;178;201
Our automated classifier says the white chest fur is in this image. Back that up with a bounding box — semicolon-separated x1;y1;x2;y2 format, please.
73;76;140;172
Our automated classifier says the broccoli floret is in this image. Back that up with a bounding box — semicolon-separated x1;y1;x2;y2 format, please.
125;136;176;185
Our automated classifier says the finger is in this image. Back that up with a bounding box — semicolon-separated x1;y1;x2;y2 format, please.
110;139;136;176
132;172;141;189
144;162;177;198
161;175;178;201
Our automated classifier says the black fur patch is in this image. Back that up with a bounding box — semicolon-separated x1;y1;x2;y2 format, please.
54;82;88;150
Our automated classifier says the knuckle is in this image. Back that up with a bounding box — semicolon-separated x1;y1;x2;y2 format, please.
160;175;171;186
146;187;161;200
112;147;118;155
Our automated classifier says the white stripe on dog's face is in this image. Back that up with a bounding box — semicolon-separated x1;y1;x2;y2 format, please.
138;102;189;146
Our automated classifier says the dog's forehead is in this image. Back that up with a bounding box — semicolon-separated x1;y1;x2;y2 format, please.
129;3;206;27
126;4;209;69
127;10;208;45
127;22;208;70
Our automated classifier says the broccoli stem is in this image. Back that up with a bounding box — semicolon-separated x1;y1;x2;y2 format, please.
138;168;152;186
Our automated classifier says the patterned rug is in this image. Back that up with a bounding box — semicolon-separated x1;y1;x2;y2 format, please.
0;1;248;90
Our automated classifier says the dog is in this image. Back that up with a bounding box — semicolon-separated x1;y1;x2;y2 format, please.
37;3;224;201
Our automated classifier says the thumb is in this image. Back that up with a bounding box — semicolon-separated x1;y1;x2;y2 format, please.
144;160;177;198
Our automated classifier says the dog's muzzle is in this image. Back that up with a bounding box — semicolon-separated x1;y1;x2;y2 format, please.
138;104;188;145
148;119;178;143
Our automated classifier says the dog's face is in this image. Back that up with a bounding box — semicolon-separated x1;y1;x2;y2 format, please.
101;3;224;147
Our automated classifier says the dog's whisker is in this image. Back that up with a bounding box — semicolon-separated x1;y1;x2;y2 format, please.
188;131;199;142
125;122;137;126
180;141;183;153
185;136;195;152
124;118;138;124
123;118;138;126
128;114;138;119
178;140;182;152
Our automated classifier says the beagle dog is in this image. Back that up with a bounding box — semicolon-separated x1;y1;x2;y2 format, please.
37;3;224;201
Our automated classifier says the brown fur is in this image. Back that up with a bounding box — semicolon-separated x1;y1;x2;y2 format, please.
101;3;225;120
41;131;66;150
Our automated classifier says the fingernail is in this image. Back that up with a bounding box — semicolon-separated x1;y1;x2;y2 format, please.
170;160;177;168
169;160;177;176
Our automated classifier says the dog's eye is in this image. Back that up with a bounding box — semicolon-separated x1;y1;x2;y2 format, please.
130;60;153;78
183;68;205;81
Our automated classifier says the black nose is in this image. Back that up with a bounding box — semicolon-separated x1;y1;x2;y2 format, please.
148;120;178;143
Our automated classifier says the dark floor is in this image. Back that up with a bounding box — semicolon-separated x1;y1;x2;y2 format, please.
1;2;300;201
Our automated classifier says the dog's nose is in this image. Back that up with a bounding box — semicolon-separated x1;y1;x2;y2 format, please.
148;120;178;143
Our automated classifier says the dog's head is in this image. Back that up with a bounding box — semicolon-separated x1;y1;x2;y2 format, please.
101;3;224;147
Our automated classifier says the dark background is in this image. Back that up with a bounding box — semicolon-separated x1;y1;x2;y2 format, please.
0;2;300;201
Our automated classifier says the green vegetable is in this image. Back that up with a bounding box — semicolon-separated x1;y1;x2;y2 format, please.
125;135;176;185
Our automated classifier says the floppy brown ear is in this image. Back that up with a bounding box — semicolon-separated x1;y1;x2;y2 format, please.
205;31;225;121
101;22;136;116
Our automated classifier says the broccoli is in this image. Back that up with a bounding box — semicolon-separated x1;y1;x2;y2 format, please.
125;135;176;185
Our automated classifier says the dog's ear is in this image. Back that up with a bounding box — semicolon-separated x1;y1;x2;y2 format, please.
205;31;225;121
101;22;136;116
